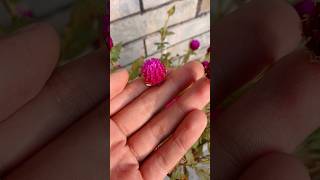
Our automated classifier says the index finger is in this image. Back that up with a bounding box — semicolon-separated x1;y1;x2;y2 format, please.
110;69;129;100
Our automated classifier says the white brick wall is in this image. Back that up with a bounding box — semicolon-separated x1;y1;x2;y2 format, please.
110;0;211;66
111;0;198;44
143;0;171;9
110;0;140;21
119;40;145;65
145;13;210;55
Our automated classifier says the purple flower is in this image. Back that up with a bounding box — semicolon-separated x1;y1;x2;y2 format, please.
16;4;34;18
141;58;167;86
202;61;209;70
189;39;200;51
202;61;210;79
294;0;316;17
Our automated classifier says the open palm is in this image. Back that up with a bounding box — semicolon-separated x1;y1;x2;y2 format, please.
110;62;210;180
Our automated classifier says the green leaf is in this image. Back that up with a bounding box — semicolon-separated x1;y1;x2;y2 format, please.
167;6;176;16
161;52;172;67
169;166;187;180
195;166;210;180
166;31;175;36
129;57;144;80
110;43;122;64
160;27;164;34
185;150;195;165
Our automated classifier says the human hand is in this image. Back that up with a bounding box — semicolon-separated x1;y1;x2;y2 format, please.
213;0;314;180
0;23;106;180
110;62;210;180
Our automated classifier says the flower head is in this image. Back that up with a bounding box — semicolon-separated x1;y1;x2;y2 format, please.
189;39;200;51
295;1;320;56
141;58;167;86
202;61;209;70
207;46;211;54
202;61;210;79
294;0;316;17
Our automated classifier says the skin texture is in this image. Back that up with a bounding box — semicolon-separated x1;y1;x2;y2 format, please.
0;23;107;179
213;0;313;179
110;62;210;180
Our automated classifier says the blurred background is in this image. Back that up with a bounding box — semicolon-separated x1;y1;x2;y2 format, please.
0;0;105;64
214;0;320;179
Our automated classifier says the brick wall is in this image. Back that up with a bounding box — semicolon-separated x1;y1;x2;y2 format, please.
110;0;211;66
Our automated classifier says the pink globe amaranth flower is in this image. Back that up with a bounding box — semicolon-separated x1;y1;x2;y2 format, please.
141;58;167;86
202;61;209;70
189;39;200;51
294;0;316;17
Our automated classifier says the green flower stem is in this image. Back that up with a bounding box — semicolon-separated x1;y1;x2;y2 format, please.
183;49;193;64
2;0;18;18
160;16;170;57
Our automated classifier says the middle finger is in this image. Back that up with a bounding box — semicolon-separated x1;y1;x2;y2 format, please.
128;77;210;161
112;61;204;137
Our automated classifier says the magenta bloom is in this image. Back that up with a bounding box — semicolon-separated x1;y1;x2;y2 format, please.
190;39;200;51
202;61;209;70
141;58;167;86
294;0;316;16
